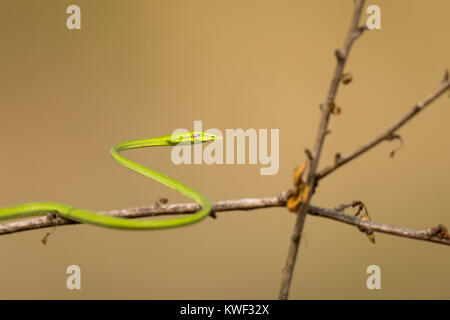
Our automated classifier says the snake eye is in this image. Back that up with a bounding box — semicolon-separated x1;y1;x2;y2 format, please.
192;132;199;138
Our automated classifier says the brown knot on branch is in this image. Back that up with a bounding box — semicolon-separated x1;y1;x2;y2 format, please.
428;224;450;240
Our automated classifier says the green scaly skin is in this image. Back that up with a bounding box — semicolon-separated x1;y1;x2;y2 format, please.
0;131;218;230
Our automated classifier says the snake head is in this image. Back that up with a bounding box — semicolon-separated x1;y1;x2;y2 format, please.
170;131;221;145
190;131;221;143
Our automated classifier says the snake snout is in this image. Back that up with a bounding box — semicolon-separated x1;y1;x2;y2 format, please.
190;131;221;143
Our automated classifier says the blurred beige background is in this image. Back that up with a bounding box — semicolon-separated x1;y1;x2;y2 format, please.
0;0;449;299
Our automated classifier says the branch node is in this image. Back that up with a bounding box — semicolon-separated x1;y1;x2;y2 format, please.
278;190;291;203
428;224;450;240
352;25;368;41
291;231;302;242
334;152;342;164
154;197;169;209
334;49;344;61
304;149;314;162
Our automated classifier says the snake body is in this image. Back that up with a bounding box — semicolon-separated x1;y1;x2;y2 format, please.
0;131;217;230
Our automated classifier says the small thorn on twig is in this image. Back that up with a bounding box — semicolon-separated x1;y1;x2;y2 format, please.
386;134;404;158
352;25;369;40
334;152;342;164
358;25;369;33
442;69;449;83
304;149;314;162
334;49;344;61
41;212;59;245
41;228;56;245
340;72;353;85
312;179;319;194
209;211;217;219
154;197;169;209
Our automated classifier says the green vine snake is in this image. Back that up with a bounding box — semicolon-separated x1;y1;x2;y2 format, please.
0;131;218;230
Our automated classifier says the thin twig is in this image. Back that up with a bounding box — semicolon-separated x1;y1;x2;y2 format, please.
0;194;288;236
1;193;448;246
317;77;450;180
307;206;450;246
279;0;366;300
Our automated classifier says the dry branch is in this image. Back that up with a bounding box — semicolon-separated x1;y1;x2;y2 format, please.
279;0;367;300
0;196;287;235
1;193;448;247
317;78;450;180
